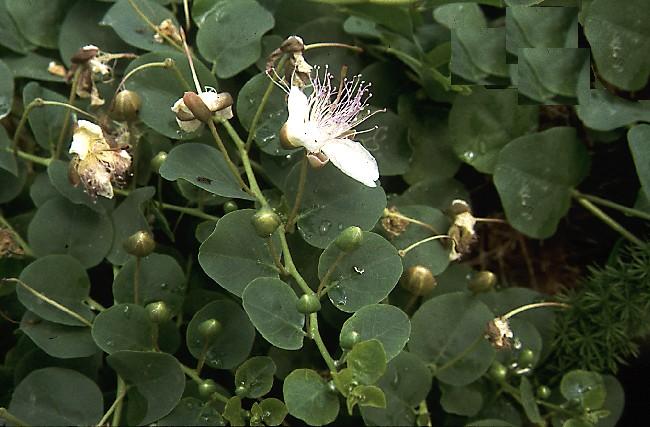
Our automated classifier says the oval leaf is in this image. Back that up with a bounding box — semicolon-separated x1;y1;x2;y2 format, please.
283;369;340;426
92;303;155;354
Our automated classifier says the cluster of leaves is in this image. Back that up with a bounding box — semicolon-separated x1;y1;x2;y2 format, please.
0;0;647;426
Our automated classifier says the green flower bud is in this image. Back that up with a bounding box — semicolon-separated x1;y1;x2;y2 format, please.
536;385;551;400
340;330;360;350
489;361;508;382
145;301;172;323
198;318;222;341
251;208;281;237
198;379;217;398
223;200;238;214
334;226;364;252
111;89;141;122
400;265;436;296
469;270;497;293
150;151;167;174
123;230;155;258
296;294;321;314
518;348;535;367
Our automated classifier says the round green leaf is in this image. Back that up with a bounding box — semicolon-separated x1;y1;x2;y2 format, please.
58;0;129;66
506;6;578;53
560;370;606;411
223;396;245;426
102;0;178;52
196;0;274;78
47;160;114;214
253;398;288;426
340;304;410;361
106;186;154;265
28;196;113;268
0;160;26;203
451;27;509;85
357;110;411;176
242;278;305;350
360;351;432;426
449;87;538;173
236;73;292;156
107;350;185;425
318;231;402;312
410;292;495;386
186;299;255;369
597;375;624;427
0;0;35;53
285;162;387;249
91;303;155;353
0;59;14;119
494;127;590;239
628;124;650;200
0;126;17;175
584;0;650;91
123;51;218;139
283;369;340;426
9;367;103;426
346;339;387;385
439;383;483;417
113;253;186;314
158;398;225;426
387;205;451;274
6;0;74;49
235;356;277;399
17;254;94;326
3;52;65;82
21;311;99;359
23;82;68;150
198;209;280;297
394;177;469;209
160;143;254;200
347;384;386;414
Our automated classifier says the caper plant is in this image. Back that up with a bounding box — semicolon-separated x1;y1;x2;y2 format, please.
0;1;648;427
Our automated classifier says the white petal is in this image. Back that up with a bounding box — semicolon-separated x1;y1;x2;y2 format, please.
287;86;309;123
321;138;379;187
175;117;202;133
70;120;103;160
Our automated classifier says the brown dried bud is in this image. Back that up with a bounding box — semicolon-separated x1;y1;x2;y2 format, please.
450;199;471;215
281;36;305;54
381;206;409;238
68;157;81;187
71;45;99;64
182;91;212;123
485;317;513;350
400;265;436;296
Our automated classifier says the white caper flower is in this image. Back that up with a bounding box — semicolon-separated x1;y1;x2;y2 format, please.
69;120;131;199
277;68;381;187
486;316;514;349
171;88;233;133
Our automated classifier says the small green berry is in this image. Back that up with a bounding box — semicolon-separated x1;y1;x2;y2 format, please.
123;230;155;258
518;348;535;367
150;151;167;174
223;200;238;214
489;361;508;382
197;318;222;341
340;330;360;350
536;385;551;400
296;294;321;314
198;379;217;398
334;226;364;252
145;301;172;323
251;208;281;237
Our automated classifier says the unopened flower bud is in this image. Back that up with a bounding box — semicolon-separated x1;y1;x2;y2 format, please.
223;200;238;214
183;91;213;123
340;330;360;350
296;294;321;314
198;318;222;341
469;271;496;293
123;230;155;258
198;379;217;398
251;208;281;237
334;226;363;252
146;301;172;323
400;265;436;296
150;151;167;174
111;90;141;121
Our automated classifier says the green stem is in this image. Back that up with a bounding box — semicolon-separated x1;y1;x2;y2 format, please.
12;98;44;153
383;208;440;234
111;376;126;427
277;225;312;295
268;237;289;276
114;188;220;221
4;279;92;327
218;119;269;208
179;363;229;404
207;120;250;193
196;341;209;376
286;154;307;232
502;302;569;320
10;148;51;166
54;68;81;159
0;408;30;427
573;194;644;247
304;42;363;53
572;189;650;222
0;215;34;257
309;313;338;373
126;0;182;51
398;234;451;257
97;380;128;427
85;297;106;312
118;60;174;91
